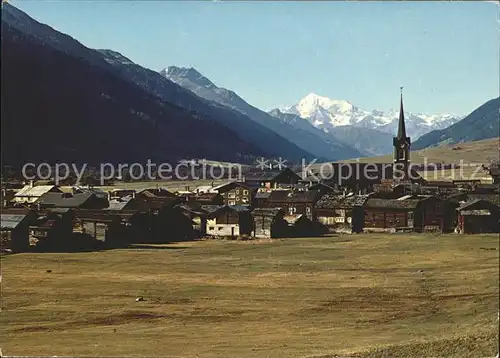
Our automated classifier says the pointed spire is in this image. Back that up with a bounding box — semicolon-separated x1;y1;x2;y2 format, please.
397;86;407;140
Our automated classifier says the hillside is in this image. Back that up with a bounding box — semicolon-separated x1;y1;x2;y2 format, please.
163;67;363;161
413;97;500;149
1;3;314;164
97;51;314;162
1;23;265;165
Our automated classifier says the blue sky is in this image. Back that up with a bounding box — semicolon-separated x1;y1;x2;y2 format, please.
9;0;499;115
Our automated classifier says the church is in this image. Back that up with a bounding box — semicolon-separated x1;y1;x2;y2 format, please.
306;88;424;193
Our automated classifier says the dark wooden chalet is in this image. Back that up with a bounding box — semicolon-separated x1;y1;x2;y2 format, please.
362;195;453;233
205;205;253;237
1;209;37;252
251;208;288;238
36;192;108;210
178;192;224;206
211;181;253;206
136;187;177;199
177;203;208;237
283;214;316;237
243;168;301;190
265;190;319;220
316;194;370;233
254;191;271;208
29;208;76;251
456;199;500;234
134;196;193;243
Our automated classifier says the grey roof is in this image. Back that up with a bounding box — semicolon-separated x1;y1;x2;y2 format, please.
466;194;499;207
316;194;370;209
457;200;484;211
200;205;224;214
36;192;97;208
244;168;300;182
1;214;28;229
251;208;284;217
211;181;250;192
268;190;317;203
205;205;250;218
365;198;422;209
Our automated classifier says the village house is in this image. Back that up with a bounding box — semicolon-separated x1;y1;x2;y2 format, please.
243;168;302;190
361;195;453;233
136;187;177;199
315;193;370;233
263;190;320;221
177;203;208;237
29;208;75;251
12;183;62;204
35;191;108;210
456;199;499;234
205;205;253;238
211;181;253;206
283;214;316;237
178;192;224;206
73;209;135;248
251;208;288;238
1;209;38;252
362;197;420;233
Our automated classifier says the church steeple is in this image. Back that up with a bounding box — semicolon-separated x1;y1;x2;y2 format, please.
393;87;411;180
396;88;407;140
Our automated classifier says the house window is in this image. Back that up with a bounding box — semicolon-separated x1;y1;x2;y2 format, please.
306;207;311;213
228;193;236;199
218;227;224;231
243;190;249;195
236;189;240;194
228;200;235;205
209;226;215;230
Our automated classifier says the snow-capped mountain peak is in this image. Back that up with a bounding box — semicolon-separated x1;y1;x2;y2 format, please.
276;93;463;139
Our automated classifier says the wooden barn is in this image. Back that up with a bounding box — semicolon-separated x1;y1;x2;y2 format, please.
456;199;500;234
1;209;37;252
362;195;454;233
316;194;370;233
283;214;316;237
205;205;253;238
29;208;76;251
266;190;319;221
251;208;288;238
177;203;208;237
36;191;108;210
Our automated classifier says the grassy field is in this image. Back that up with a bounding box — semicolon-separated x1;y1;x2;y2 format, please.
1;234;499;357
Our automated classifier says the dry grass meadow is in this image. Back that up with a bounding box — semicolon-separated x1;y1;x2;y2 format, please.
1;234;499;357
